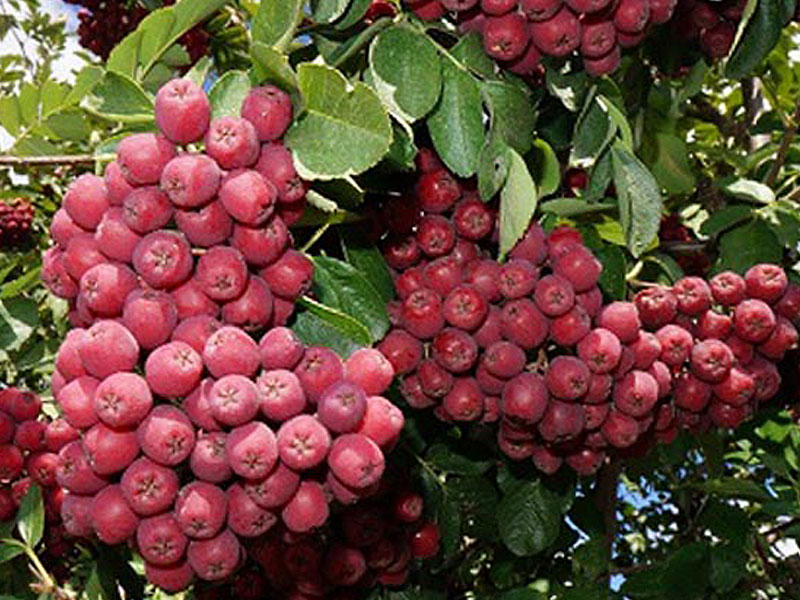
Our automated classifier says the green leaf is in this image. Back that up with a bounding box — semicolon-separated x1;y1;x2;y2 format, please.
369;25;442;122
312;256;390;343
585;150;612;203
83;71;154;123
184;57;212;88
253;0;303;48
251;43;299;93
438;494;462;560
450;32;496;79
691;477;773;502
726;0;784;79
698;501;749;545
720;178;776;204
499;148;538;259
611;143;663;258
642;132;697;195
573;94;614;160
527;139;560;197
0;96;21;137
595;245;627;300
426;443;493;476
477;136;511;201
108;0;226;79
447;476;499;542
621;566;665;598
0;540;24;565
710;544;745;593
340;228;395;303
700;205;752;237
334;0;372;30
207;70;251;120
483;81;537;155
0;298;38;352
661;542;710;600
16;484;43;548
285;63;392;180
292;298;372;357
717;219;782;274
499;588;547;600
313;0;351;23
497;481;561;557
545;68;589;112
540;198;615;217
428;61;484;177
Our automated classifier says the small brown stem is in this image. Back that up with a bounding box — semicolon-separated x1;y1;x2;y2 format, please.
594;459;621;587
766;99;800;189
0;154;98;167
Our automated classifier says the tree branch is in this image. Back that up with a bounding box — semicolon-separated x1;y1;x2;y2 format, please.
594;459;621;586
766;98;800;189
0;154;97;167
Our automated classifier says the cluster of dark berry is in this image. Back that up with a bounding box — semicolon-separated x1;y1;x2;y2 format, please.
65;0;209;62
0;198;34;248
0;388;77;563
404;0;679;77
670;0;742;59
377;152;798;476
43;79;424;594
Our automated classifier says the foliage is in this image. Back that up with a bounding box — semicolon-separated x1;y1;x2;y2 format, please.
1;0;800;598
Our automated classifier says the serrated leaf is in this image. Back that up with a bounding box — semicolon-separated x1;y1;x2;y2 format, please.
478;136;511;201
483;81;537;155
369;25;442;123
448;476;499;542
207;70;251;120
313;0;351;24
292;298;372;357
253;0;303;50
426;443;493;476
0;298;38;352
595;245;626;300
251;43;299;93
642;132;696;195
498;481;561;557
720;178;775;204
83;71;154;123
527;139;559;197
340;228;395;302
611;143;662;258
334;0;372;30
312;256;390;343
726;0;784;79
540;198;615;217
428;61;484;177
450;32;496;79
717;219;781;274
661;542;710;600
700;205;752;237
499;148;538;259
285;63;392;180
573;94;615;161
16;484;43;548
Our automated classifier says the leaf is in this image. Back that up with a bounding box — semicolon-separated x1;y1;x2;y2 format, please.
720;178;775;204
483;81;537;155
595;245;627;300
426;443;493;476
527;139;560;197
83;71;154;123
540;198;615;217
698;501;749;545
611;143;663;258
312;256;390;343
251;43;299;93
292;299;372;357
545;68;589;112
427;61;484;177
447;476;499;542
340;228;395;302
313;0;351;23
184;56;212;87
621;566;665;598
499;148;538;259
0;541;24;566
334;0;372;30
642;132;697;195
207;70;251;120
691;478;772;502
497;481;561;557
285;63;392;180
717;219;782;274
700;205;752;237
477;136;511;201
585;150;612;203
16;484;43;548
253;0;303;49
450;32;496;79
0;298;38;352
710;543;745;593
573;94;614;160
726;0;784;79
661;542;710;600
438;494;462;560
369;25;442;122
108;0;227;79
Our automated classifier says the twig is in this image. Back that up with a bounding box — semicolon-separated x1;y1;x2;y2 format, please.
766;98;800;188
0;154;97;167
594;459;621;586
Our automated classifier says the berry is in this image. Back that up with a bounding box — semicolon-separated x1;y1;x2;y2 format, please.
155;79;211;145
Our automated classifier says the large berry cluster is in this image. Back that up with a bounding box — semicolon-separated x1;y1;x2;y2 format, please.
41;78;417;593
0;198;34;248
404;0;679;77
65;0;209;61
670;0;742;59
0;388;76;556
377;153;798;476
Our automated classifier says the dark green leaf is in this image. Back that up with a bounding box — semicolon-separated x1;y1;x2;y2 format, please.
483;81;537;155
292;298;372;357
340;228;395;303
207;70;251;120
621;566;665;598
334;0;372;30
369;25;442;122
428;61;484;177
251;43;299;94
447;476;499;542
699;501;749;545
573;95;614;160
497;481;561;557
585;150;612;203
595;245;627;300
611;143;663;258
527;139;560;197
477;135;511;201
691;478;772;502
312;0;350;24
717;219;782;274
540;198;615;217
499;148;538;259
426;443;493;476
252;0;304;50
710;543;745;593
450;33;496;79
16;484;43;548
499;588;547;600
0;298;38;352
661;542;710;600
313;256;389;343
642;132;696;195
700;205;752;237
545;68;589;112
726;0;784;79
0;541;24;565
438;494;462;560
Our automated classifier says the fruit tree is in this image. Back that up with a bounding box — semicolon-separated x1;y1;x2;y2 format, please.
1;0;800;598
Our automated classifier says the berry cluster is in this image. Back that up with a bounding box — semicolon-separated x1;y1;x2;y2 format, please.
233;485;439;599
41;78;421;593
404;0;679;77
65;0;209;62
670;0;742;59
377;152;797;476
0;198;34;248
0;388;76;554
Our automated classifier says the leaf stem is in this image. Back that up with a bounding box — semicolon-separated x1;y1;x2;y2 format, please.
301;220;333;253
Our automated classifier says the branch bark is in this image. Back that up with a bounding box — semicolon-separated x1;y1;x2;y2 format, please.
766;98;800;189
0;154;97;166
594;459;621;587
